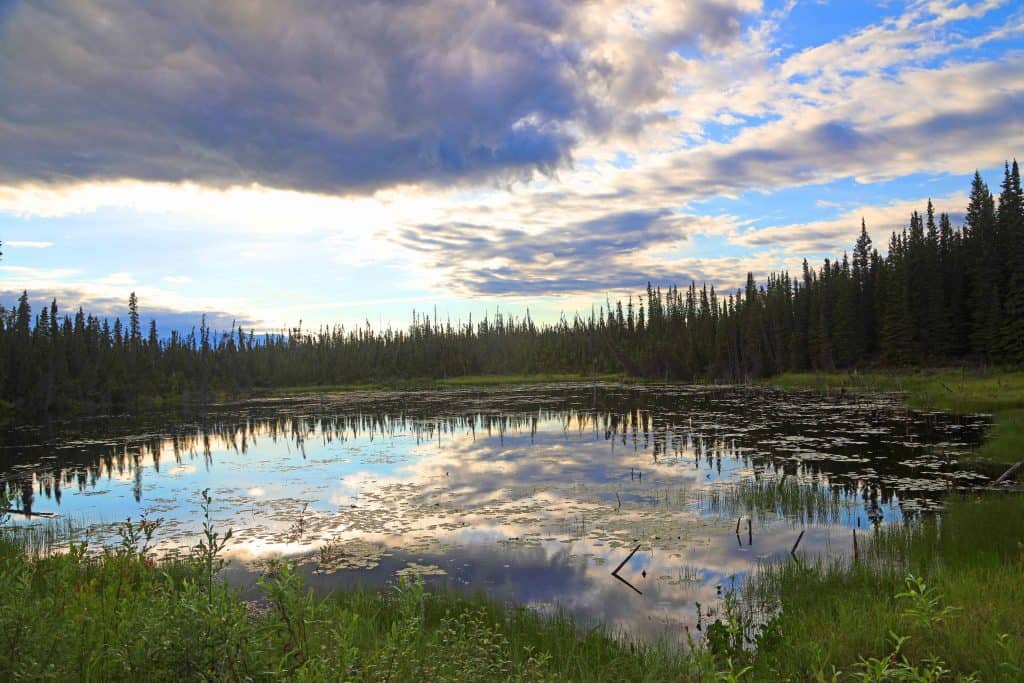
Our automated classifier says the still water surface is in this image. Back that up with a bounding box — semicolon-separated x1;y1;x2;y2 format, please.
0;383;991;641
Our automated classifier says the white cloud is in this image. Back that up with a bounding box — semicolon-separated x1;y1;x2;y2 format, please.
4;241;54;248
0;265;264;329
733;193;969;255
163;275;192;286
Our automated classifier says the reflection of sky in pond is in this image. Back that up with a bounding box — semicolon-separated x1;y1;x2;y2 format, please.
0;383;992;642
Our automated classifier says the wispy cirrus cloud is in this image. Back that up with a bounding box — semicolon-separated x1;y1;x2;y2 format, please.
399;209;691;295
732;194;969;254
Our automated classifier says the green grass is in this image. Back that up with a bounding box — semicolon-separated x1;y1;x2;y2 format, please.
740;493;1024;680
768;368;1024;465
727;370;1024;679
0;496;720;682
0;543;703;681
436;372;625;386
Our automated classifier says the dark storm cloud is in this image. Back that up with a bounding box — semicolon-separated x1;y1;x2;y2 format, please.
0;1;585;192
0;0;755;194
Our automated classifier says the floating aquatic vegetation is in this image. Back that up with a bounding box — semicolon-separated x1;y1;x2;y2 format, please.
395;562;447;578
315;538;391;573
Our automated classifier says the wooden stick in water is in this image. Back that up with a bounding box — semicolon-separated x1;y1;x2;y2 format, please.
791;529;805;556
611;571;643;595
612;544;642;576
610;543;645;595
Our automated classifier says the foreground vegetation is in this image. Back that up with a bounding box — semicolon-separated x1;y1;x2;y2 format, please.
736;369;1024;679
2;483;1022;680
0;496;726;682
740;493;1024;680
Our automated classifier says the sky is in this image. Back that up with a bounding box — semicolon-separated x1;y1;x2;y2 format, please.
0;0;1022;333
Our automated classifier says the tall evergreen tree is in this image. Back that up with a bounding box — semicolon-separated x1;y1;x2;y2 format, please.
999;161;1024;362
965;171;999;359
852;220;874;356
128;291;141;348
923;200;948;358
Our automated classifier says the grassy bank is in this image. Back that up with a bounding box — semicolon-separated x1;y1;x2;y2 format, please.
3;484;1022;682
0;547;696;681
0;494;712;682
768;368;1024;465
741;369;1024;679
741;493;1024;680
256;372;628;397
3;494;1021;681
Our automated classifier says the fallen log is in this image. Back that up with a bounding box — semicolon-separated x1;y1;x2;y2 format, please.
4;508;59;518
993;460;1024;486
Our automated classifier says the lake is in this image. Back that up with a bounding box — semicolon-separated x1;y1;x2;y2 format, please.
0;382;992;642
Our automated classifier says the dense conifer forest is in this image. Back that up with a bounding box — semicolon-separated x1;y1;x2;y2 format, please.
1;162;1021;417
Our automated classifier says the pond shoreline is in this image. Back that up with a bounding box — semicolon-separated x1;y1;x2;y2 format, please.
1;372;1021;679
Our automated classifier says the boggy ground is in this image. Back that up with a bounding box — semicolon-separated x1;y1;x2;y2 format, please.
746;369;1024;680
1;370;1022;681
768;368;1024;464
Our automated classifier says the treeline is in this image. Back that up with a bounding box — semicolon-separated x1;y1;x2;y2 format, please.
1;161;1021;417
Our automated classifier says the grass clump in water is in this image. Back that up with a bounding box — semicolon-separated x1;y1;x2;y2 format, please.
697;477;844;526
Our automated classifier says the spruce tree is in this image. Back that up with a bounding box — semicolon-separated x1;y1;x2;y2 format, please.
852;220;874;356
834;254;857;367
923;200;948;358
128;292;141;348
999;160;1024;362
880;233;913;364
965;171;999;359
